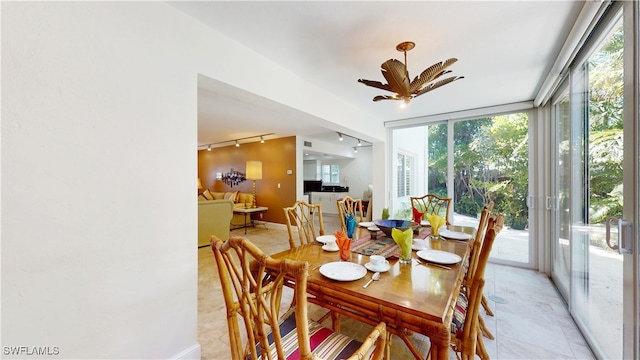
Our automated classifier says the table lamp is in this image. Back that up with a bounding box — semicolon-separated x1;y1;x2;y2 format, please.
246;161;262;208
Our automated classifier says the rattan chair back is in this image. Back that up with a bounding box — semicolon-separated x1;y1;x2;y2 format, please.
465;201;494;285
410;194;453;225
452;213;504;360
211;235;387;360
337;196;364;231
283;201;325;249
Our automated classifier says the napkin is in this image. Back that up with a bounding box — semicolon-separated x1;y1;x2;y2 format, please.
412;207;424;223
335;230;351;261
426;213;446;236
345;214;356;239
391;227;413;261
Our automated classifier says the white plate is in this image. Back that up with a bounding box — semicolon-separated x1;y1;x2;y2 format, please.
439;229;472;241
411;239;429;251
367;225;380;231
364;262;391;273
416;249;462;265
420;220;431;226
319;262;367;281
322;244;339;252
316;235;337;244
359;221;374;228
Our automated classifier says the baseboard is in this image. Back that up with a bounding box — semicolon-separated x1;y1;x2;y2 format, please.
171;343;200;360
264;221;287;230
229;221;288;232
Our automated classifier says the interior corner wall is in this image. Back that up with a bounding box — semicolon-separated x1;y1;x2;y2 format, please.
198;137;297;225
372;141;387;221
0;2;214;358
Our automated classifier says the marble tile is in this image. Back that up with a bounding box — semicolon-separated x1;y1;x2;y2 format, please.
199;220;594;359
497;334;579;359
497;311;574;357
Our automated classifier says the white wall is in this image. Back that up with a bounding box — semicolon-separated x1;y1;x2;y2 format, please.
2;3;201;358
335;147;373;199
2;2;386;358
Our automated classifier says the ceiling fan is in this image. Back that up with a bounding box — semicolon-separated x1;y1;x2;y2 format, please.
357;41;464;105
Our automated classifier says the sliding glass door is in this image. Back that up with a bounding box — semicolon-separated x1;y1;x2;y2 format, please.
550;3;638;357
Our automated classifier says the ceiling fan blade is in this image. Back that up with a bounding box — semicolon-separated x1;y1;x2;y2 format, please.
373;95;400;101
410;58;459;93
358;78;393;92
414;76;464;97
381;59;411;96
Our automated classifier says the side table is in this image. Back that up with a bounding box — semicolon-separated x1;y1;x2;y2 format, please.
233;206;269;234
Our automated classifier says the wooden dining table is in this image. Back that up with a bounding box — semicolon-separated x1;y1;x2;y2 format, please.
269;225;475;360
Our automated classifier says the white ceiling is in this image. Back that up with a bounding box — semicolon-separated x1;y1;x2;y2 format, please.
172;1;585;152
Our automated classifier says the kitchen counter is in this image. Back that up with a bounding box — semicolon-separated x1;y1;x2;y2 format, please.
309;191;348;214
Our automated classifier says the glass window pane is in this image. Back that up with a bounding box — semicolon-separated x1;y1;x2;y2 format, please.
570;17;624;359
452;114;529;263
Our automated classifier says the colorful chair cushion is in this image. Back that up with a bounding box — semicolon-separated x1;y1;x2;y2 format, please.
451;292;468;337
256;311;364;360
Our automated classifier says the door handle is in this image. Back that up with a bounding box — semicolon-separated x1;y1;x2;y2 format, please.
545;196;557;210
605;218;633;254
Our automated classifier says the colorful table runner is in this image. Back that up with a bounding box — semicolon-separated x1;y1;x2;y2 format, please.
351;228;431;258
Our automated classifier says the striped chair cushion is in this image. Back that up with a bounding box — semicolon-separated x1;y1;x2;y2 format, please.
451;292;468;337
254;311;364;360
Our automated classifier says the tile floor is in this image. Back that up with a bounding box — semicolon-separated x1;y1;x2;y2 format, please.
198;215;595;359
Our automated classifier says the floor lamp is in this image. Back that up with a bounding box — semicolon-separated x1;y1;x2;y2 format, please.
246;161;262;208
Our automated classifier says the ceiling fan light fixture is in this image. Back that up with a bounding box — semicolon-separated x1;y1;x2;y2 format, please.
358;41;463;104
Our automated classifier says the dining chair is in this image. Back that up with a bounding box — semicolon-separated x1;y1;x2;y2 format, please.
448;213;504;360
476;214;504;341
337;196;364;231
283;201;340;329
463;205;502;340
283;201;325;249
409;194;453;225
463;202;497;340
211;235;387;360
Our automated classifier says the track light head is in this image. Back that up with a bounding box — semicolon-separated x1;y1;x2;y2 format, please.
235;140;240;147
338;132;344;141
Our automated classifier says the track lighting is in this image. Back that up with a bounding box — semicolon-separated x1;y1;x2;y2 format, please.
353;147;358;153
334;132;371;147
200;133;274;151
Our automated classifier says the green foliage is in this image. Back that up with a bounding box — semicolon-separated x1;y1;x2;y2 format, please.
426;114;529;228
381;207;390;220
587;23;624;223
